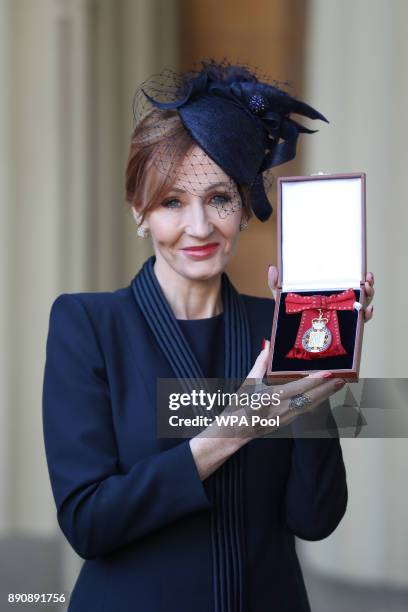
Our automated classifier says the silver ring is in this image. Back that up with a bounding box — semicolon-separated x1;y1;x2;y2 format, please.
289;393;312;412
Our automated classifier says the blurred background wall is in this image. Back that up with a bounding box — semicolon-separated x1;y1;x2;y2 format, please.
1;0;407;610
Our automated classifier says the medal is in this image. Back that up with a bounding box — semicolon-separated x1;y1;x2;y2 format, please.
284;288;357;360
301;309;332;353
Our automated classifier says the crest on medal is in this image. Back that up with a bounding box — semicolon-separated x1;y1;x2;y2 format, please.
301;309;332;353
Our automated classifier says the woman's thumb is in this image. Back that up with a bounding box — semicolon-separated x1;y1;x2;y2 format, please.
247;339;270;379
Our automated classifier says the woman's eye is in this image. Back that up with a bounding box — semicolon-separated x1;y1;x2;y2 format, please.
162;198;181;209
210;193;231;206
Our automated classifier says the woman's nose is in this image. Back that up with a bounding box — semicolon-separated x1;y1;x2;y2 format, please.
184;200;214;237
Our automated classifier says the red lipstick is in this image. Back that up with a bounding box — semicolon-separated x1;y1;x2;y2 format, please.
181;242;219;260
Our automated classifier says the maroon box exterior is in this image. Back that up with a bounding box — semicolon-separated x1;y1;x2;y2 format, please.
266;173;367;382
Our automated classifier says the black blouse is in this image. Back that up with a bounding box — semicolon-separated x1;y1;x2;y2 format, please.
176;312;225;378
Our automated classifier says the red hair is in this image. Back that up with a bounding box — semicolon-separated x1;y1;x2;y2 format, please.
125;109;252;224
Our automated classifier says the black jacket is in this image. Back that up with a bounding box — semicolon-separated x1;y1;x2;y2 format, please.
42;283;348;611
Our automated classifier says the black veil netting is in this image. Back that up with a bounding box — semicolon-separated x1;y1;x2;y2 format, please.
130;59;328;222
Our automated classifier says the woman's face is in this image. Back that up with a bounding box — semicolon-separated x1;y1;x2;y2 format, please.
134;145;245;281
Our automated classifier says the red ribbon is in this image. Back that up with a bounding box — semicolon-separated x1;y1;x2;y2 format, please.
285;288;356;360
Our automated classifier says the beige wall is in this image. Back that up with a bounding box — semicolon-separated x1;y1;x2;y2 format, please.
299;0;408;586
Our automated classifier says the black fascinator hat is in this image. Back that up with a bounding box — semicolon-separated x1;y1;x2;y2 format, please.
133;59;328;222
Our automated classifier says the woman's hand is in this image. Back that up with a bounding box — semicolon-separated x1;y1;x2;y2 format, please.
220;341;346;439
267;265;375;323
191;340;347;478
363;272;374;322
190;270;376;476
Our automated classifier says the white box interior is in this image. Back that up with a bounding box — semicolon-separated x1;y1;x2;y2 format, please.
281;177;363;292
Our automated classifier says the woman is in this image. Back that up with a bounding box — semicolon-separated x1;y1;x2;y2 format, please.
42;61;374;611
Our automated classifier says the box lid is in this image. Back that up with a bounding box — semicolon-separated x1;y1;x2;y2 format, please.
278;173;366;291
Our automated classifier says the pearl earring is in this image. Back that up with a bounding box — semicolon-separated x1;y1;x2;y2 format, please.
137;225;150;238
132;208;150;238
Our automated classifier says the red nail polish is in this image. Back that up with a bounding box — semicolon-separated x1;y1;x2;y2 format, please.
262;338;267;350
323;372;333;378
